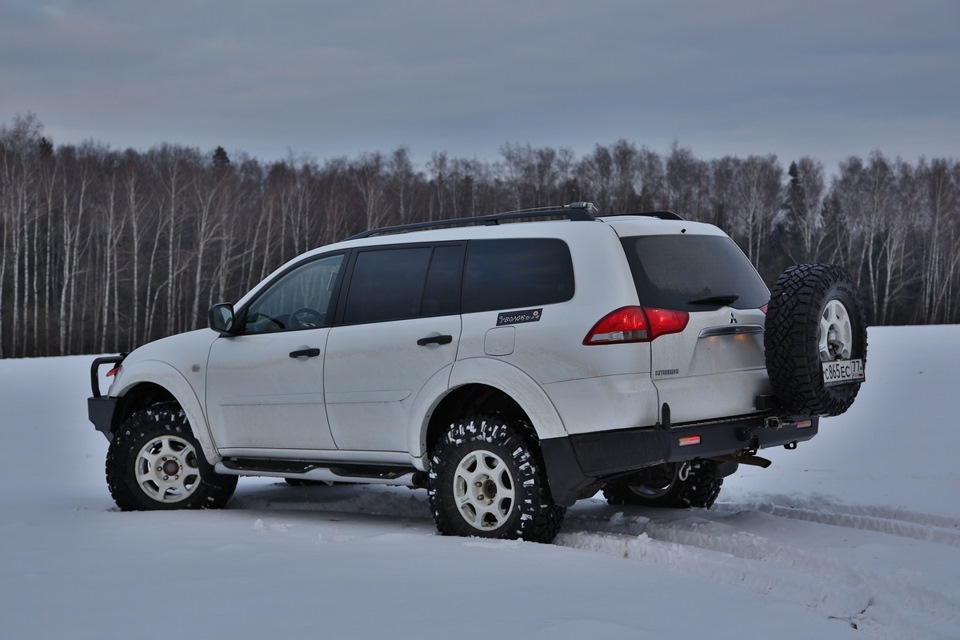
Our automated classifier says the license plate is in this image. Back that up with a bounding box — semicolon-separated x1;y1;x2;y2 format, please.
822;359;865;386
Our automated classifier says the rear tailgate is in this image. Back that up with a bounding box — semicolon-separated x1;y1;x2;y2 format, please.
616;228;773;424
651;306;770;423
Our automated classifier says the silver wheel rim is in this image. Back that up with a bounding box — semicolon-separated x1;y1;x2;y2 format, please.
453;450;515;531
627;462;686;499
135;435;200;503
819;299;853;361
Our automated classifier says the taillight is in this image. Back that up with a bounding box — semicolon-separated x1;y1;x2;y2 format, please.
760;304;768;314
106;365;121;377
583;306;689;345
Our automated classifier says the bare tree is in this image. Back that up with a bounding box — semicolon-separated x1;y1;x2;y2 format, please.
726;155;782;271
780;158;827;263
915;158;960;323
351;152;388;231
6;114;960;357
665;143;713;221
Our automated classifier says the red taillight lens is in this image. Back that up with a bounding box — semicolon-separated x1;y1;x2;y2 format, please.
583;306;649;345
644;307;690;338
106;365;121;377
583;306;689;345
760;304;768;314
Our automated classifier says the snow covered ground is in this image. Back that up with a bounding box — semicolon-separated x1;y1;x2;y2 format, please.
1;325;958;639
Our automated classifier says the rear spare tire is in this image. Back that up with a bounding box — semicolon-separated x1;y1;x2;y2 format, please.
765;264;867;417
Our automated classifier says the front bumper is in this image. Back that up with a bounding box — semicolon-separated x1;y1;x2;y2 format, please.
88;396;119;440
87;355;125;440
541;412;818;507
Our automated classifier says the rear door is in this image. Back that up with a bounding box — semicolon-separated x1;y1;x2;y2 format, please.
323;243;463;452
619;231;772;424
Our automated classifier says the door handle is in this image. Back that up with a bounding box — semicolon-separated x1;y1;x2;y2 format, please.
289;348;321;358
417;334;453;346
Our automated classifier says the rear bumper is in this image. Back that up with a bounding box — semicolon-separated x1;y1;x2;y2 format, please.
541;412;818;507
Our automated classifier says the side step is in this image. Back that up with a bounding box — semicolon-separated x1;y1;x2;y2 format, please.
215;458;428;488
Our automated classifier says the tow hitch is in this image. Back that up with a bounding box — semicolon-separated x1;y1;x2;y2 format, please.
764;416;783;430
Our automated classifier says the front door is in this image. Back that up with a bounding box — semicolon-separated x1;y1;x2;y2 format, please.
205;253;344;454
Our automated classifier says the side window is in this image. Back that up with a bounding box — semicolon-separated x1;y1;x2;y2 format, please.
244;253;344;334
422;244;464;317
342;244;465;324
462;238;574;313
343;247;433;324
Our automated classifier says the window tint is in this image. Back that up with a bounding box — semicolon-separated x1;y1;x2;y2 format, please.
245;253;344;333
343;247;433;324
620;235;769;311
462;239;574;313
422;244;464;317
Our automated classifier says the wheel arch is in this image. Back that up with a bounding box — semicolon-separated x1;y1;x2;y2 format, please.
425;384;527;456
111;362;219;463
419;358;567;459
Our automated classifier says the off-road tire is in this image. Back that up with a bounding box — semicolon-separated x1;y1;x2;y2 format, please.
106;403;237;511
428;415;566;543
765;263;867;417
602;461;722;509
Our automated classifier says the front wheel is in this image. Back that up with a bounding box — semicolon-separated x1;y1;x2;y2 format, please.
428;415;565;543
106;403;237;511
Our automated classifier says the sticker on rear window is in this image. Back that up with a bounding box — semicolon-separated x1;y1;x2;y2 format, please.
497;308;542;326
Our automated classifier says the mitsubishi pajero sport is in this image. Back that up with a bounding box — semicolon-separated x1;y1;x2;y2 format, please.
88;202;866;543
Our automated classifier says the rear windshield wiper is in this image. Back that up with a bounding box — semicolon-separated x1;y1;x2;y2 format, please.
688;294;740;306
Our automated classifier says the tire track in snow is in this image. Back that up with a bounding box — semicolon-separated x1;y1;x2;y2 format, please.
235;482;960;638
714;494;960;548
558;506;960;640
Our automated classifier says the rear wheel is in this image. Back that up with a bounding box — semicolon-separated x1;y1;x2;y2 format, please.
602;461;722;509
428;415;565;543
106;403;237;511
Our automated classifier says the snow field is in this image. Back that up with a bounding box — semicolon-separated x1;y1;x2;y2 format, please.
1;326;958;639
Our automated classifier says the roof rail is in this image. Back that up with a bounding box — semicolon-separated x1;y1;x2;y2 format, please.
607;210;685;221
345;202;599;240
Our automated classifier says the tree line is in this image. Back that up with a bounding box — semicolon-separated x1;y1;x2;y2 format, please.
1;113;958;358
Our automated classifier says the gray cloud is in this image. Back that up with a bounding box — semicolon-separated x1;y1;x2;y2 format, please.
2;0;958;172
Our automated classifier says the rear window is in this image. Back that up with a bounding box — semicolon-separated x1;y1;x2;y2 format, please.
620;235;769;311
462;238;574;313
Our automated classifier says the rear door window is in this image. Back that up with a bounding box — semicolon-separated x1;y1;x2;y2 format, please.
341;243;465;324
462;238;574;313
620;235;769;311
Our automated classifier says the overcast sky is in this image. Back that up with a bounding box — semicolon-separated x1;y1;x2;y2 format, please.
2;0;958;173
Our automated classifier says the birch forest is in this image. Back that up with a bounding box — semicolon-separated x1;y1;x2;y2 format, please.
2;113;959;358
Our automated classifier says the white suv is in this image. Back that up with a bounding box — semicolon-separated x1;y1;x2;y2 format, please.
88;203;866;543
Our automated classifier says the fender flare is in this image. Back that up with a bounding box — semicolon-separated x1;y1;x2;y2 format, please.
440;357;567;443
113;361;220;464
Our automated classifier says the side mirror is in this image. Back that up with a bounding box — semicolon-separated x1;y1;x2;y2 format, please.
209;303;236;335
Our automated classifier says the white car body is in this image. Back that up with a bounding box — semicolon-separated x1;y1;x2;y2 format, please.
89;208;820;508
